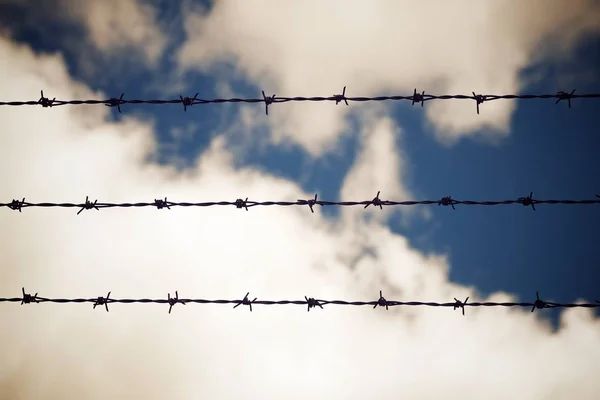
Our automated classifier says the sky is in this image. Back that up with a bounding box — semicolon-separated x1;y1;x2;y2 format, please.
0;0;599;399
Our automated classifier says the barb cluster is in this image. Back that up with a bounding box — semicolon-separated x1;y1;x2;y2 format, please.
5;288;598;315
1;88;596;115
2;192;599;215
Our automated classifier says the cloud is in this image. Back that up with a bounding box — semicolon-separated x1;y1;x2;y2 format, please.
339;107;427;224
0;0;167;69
176;0;600;154
2;36;600;399
66;0;167;66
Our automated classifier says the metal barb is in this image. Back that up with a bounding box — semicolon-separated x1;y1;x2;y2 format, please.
305;296;323;312
556;89;576;108
298;194;319;213
438;196;456;210
262;91;276;115
38;90;55;108
531;291;546;313
518;192;536;211
167;291;186;314
334;86;349;106
364;191;383;210
454;297;469;316
9;198;25;212
472;92;486;115
233;292;257;312
77;196;99;215
412;88;425;107
105;93;125;113
21;287;38;305
180;93;199;112
154;197;170;210
374;290;389;310
93;291;111;312
235;197;249;211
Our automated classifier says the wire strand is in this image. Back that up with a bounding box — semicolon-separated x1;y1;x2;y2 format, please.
2;193;599;214
0;88;593;115
5;288;598;315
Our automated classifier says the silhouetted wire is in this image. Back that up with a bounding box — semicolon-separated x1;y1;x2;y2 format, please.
1;193;599;214
0;88;594;115
4;288;599;315
2;90;599;319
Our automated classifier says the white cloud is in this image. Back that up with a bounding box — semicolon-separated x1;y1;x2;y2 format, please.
0;0;167;68
1;37;600;399
65;0;167;66
176;0;600;154
339;107;427;224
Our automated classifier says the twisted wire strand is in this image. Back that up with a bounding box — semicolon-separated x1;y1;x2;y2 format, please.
1;193;599;214
5;288;599;315
0;88;594;115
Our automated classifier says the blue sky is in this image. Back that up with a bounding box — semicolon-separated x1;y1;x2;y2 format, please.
1;0;600;398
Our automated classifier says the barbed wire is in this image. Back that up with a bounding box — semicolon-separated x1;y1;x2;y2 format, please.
3;288;598;315
1;192;599;214
0;88;596;115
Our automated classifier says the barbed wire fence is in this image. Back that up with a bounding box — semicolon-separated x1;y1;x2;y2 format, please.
2;89;599;316
3;288;599;315
0;88;597;115
2;192;600;214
